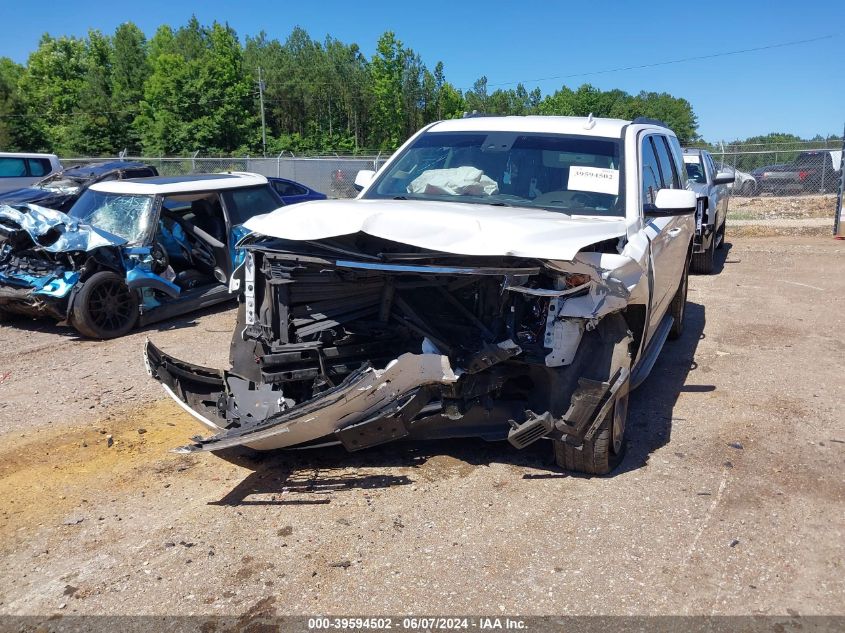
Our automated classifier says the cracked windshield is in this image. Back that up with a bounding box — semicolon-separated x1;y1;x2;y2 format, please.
69;190;154;243
369;131;623;216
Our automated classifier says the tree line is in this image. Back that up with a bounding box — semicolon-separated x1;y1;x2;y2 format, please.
0;17;728;157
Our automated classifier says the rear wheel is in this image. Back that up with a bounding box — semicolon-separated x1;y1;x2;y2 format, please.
554;392;629;475
70;271;138;339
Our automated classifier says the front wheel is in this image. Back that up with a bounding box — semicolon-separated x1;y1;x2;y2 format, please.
691;232;715;274
554;391;629;475
70;271;139;339
668;255;690;340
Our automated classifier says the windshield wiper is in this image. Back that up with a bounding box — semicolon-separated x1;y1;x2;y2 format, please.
393;196;407;200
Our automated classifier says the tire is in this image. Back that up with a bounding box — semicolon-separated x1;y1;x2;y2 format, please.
715;219;726;250
668;256;689;340
70;271;139;339
691;232;715;274
554;391;629;475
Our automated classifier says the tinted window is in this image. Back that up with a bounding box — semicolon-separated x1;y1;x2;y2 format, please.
27;158;52;177
273;180;307;197
221;185;284;225
641;137;661;206
685;160;706;184
0;157;27;177
653;136;681;189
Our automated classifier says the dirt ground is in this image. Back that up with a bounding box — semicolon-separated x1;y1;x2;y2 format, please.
728;193;836;220
0;235;843;617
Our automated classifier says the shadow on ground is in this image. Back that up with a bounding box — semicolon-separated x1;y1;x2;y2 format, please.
210;301;706;504
0;299;235;339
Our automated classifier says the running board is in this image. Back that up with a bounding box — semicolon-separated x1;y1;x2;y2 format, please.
630;314;673;390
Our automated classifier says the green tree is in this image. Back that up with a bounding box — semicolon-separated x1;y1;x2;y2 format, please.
370;32;405;149
111;22;149;153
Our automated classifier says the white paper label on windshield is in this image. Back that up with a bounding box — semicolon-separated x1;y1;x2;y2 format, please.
568;166;619;196
683;154;700;164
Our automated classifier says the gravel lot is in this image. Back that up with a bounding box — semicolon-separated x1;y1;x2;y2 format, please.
0;235;842;617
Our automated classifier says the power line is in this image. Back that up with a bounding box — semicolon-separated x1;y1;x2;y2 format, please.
486;34;838;87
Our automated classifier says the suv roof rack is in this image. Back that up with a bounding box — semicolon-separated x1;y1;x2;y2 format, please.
462;110;501;118
632;116;670;128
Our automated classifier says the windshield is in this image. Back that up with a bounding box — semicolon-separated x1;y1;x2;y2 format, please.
69;190;155;243
37;172;86;194
684;160;706;184
364;131;624;216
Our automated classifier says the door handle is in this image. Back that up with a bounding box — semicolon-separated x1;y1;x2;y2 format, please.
667;228;683;237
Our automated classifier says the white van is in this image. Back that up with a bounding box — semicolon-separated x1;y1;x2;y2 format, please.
0;153;62;194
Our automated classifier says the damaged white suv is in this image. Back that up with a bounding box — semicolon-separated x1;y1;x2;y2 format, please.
145;115;696;475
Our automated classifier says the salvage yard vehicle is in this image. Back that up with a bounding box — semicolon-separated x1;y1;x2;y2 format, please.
0;161;159;213
146;115;696;475
682;148;733;274
0;173;283;338
0;152;62;194
268;177;327;204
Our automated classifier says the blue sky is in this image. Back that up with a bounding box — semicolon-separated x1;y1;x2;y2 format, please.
1;0;842;142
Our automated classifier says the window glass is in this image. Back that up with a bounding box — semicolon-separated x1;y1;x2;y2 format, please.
641;137;661;206
366;131;624;216
0;157;27;177
666;135;686;183
273;180;306;196
69;190;155;243
685;160;706;184
221;185;284;225
27;158;51;177
653;136;681;189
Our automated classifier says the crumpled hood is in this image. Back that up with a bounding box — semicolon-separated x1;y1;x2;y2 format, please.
0;203;125;252
244;199;627;261
0;187;75;212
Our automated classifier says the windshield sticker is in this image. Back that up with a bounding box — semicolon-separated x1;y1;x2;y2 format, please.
567;166;619;196
683;155;701;164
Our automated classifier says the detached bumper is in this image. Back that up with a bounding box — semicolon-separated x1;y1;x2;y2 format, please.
144;340;461;453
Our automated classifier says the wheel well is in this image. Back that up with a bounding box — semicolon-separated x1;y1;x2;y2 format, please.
621;304;646;363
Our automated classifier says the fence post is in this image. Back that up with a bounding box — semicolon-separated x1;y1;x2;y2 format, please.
191;150;199;173
277;151;284;178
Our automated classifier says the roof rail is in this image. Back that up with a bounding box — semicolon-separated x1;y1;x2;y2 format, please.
631;116;670;129
461;110;501;118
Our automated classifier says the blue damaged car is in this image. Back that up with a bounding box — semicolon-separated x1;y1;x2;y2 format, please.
0;172;284;338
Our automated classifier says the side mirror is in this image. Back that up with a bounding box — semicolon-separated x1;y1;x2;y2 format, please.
354;170;375;192
713;171;735;185
643;188;697;216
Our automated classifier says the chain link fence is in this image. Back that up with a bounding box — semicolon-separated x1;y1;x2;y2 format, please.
61;154;391;199
688;138;844;197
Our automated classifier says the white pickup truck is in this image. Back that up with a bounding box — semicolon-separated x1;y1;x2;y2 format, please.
683;148;734;274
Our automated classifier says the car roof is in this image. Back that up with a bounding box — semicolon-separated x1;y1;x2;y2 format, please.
426;115;634;138
59;161;153;177
682;148;706;156
89;172;268;195
0;152;59;159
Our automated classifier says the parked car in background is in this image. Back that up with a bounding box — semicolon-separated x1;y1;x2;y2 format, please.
268;177;327;204
0;161;159;213
753;150;843;195
717;164;757;196
683;149;733;274
146;115;696;476
752;163;796;195
0;153;62;194
0;172;283;338
792;150;842;193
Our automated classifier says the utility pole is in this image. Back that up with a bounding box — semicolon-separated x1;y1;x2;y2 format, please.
257;67;267;157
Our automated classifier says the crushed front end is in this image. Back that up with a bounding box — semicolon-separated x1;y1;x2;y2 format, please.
146;232;640;457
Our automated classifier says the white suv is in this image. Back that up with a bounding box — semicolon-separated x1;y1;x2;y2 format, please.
145;115;696;475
